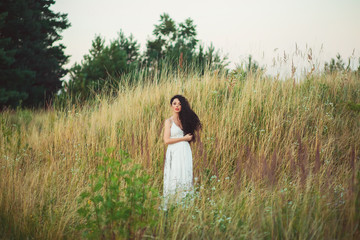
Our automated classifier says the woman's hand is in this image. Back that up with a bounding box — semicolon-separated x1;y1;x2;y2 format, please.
184;133;193;141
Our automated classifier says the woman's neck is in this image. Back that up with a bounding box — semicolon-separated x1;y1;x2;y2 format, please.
172;113;180;120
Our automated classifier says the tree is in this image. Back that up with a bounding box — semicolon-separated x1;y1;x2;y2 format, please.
65;13;228;102
323;53;354;74
171;18;199;68
0;11;30;108
117;31;140;65
66;31;140;100
230;55;264;81
145;13;177;67
0;0;70;109
144;13;228;73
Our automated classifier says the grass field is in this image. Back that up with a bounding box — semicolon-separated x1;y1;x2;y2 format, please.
0;68;359;239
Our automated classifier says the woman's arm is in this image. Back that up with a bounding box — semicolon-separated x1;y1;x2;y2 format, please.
163;119;191;145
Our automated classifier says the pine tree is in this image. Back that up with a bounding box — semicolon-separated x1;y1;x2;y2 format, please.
66;31;140;100
0;0;70;109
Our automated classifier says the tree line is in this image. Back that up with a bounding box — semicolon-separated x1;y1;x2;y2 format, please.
0;0;228;109
1;1;359;109
65;13;229;101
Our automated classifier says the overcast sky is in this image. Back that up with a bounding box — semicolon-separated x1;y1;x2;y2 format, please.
51;0;360;78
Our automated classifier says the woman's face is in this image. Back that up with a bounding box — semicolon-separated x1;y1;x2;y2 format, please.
171;98;181;113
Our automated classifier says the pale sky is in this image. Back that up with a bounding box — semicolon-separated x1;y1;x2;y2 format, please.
51;0;360;79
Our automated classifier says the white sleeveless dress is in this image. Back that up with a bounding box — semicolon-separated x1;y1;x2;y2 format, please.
161;117;194;210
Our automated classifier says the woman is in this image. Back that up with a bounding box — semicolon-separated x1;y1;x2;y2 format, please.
161;95;202;211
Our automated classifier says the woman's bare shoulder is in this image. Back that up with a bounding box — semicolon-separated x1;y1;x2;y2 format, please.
163;118;172;131
164;117;172;125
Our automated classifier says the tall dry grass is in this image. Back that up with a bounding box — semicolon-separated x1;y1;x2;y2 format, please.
0;68;359;239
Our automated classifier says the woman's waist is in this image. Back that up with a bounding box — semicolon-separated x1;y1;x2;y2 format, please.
168;140;189;147
170;136;184;139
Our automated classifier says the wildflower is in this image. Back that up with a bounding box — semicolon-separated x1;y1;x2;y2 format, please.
210;175;217;181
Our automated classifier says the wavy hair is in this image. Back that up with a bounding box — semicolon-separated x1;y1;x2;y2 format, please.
170;95;202;142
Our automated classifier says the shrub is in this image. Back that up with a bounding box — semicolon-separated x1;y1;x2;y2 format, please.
76;147;159;239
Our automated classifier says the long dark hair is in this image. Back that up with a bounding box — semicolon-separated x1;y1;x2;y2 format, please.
170;95;202;142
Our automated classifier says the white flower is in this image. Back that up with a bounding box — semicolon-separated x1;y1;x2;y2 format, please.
210;175;217;181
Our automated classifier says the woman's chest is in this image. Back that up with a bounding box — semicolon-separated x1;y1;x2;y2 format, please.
170;123;184;138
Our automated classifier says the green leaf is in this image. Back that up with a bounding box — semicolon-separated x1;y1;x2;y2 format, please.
77;207;89;217
122;158;131;164
79;191;90;199
93;180;103;192
92;195;104;204
106;147;115;154
119;149;130;158
105;200;114;209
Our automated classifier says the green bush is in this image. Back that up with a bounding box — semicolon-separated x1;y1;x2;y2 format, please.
76;147;159;239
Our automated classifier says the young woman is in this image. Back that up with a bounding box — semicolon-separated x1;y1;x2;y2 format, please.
161;95;202;211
